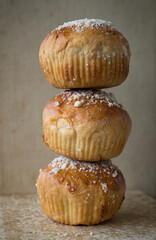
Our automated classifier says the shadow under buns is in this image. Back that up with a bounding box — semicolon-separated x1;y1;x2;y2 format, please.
39;19;131;89
43;89;132;161
37;157;126;225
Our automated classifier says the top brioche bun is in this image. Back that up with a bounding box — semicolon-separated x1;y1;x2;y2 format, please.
39;19;131;89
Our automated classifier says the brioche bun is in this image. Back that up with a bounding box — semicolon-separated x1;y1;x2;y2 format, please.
39;19;130;89
43;90;132;161
37;157;126;225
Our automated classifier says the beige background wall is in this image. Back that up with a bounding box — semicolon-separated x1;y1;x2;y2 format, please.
0;0;155;196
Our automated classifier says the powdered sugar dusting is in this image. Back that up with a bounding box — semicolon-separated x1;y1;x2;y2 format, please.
47;156;119;180
108;102;113;107
48;156;78;172
112;170;118;178
54;101;60;107
74;100;84;107
58;89;122;109
55;19;114;33
49;167;60;175
100;183;108;193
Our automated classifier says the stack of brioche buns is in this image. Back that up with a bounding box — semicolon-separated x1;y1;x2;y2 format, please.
37;19;131;225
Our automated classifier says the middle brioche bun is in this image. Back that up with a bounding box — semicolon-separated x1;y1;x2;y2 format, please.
39;19;131;89
43;90;132;161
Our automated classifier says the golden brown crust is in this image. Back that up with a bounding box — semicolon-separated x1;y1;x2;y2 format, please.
37;157;126;225
43;90;132;161
39;19;130;89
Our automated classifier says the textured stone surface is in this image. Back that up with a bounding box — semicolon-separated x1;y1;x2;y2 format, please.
0;191;156;240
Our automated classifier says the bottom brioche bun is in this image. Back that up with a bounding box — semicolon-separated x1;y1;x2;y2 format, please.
37;156;126;225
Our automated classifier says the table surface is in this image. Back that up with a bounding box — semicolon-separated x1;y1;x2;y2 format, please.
0;191;156;240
